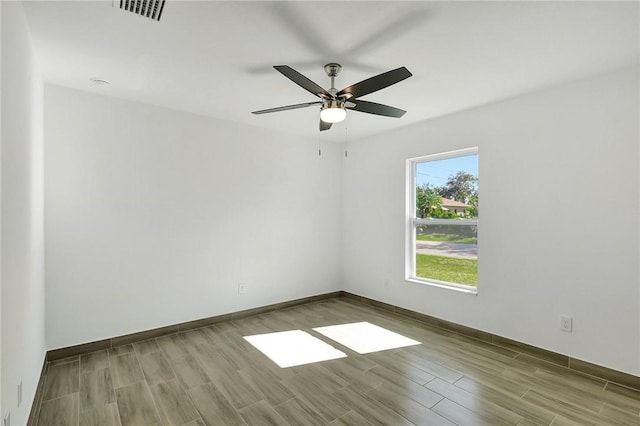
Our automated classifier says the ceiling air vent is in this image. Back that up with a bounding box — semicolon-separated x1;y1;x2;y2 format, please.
118;0;166;21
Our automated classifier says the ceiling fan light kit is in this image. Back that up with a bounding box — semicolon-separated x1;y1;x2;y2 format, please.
320;100;347;123
252;62;412;131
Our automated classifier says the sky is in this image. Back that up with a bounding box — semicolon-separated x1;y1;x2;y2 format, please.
416;154;478;188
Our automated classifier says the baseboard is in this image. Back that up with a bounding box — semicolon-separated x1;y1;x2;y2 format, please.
341;291;640;391
46;290;342;361
43;289;639;392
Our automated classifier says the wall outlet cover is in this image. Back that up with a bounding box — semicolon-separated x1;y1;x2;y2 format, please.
560;316;573;332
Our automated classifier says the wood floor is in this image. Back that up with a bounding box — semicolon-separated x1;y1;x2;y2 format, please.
34;297;639;425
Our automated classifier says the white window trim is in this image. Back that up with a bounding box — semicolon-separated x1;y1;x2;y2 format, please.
405;147;478;294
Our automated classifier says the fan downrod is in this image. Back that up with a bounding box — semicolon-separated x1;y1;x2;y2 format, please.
324;63;342;94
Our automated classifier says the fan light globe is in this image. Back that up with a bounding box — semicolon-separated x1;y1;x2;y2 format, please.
320;106;346;123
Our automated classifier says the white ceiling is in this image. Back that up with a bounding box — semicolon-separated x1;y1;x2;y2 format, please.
22;1;639;142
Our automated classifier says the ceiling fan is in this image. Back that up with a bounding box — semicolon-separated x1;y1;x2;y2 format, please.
252;63;412;131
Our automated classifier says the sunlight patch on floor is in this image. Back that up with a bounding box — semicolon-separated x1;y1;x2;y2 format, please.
243;330;347;368
313;321;421;354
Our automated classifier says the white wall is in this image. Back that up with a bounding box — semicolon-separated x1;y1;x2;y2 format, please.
342;66;640;376
0;2;3;418
45;85;343;350
1;2;46;424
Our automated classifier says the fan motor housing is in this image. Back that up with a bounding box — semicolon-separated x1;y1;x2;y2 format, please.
322;99;345;110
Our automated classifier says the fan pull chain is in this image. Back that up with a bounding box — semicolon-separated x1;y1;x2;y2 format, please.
318;132;322;156
344;122;349;158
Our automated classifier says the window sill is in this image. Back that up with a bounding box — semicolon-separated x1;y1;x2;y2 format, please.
406;277;478;295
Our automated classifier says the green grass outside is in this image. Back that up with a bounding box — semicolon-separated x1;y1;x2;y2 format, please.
416;233;477;243
416;254;477;286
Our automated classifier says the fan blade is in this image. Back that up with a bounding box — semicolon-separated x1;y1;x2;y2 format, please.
337;67;412;99
252;101;322;115
346;99;406;118
274;65;331;98
320;120;332;131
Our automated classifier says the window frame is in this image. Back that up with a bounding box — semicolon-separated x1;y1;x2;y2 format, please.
405;147;479;294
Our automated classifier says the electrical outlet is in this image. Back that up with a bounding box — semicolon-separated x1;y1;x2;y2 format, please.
560;316;573;332
17;381;22;407
238;283;247;294
4;411;10;426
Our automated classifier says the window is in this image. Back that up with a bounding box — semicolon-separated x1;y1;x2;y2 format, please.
406;148;478;293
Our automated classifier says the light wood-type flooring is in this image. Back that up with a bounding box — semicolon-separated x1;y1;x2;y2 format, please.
35;297;639;425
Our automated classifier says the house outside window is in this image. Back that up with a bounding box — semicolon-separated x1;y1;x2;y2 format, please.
406;148;478;293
